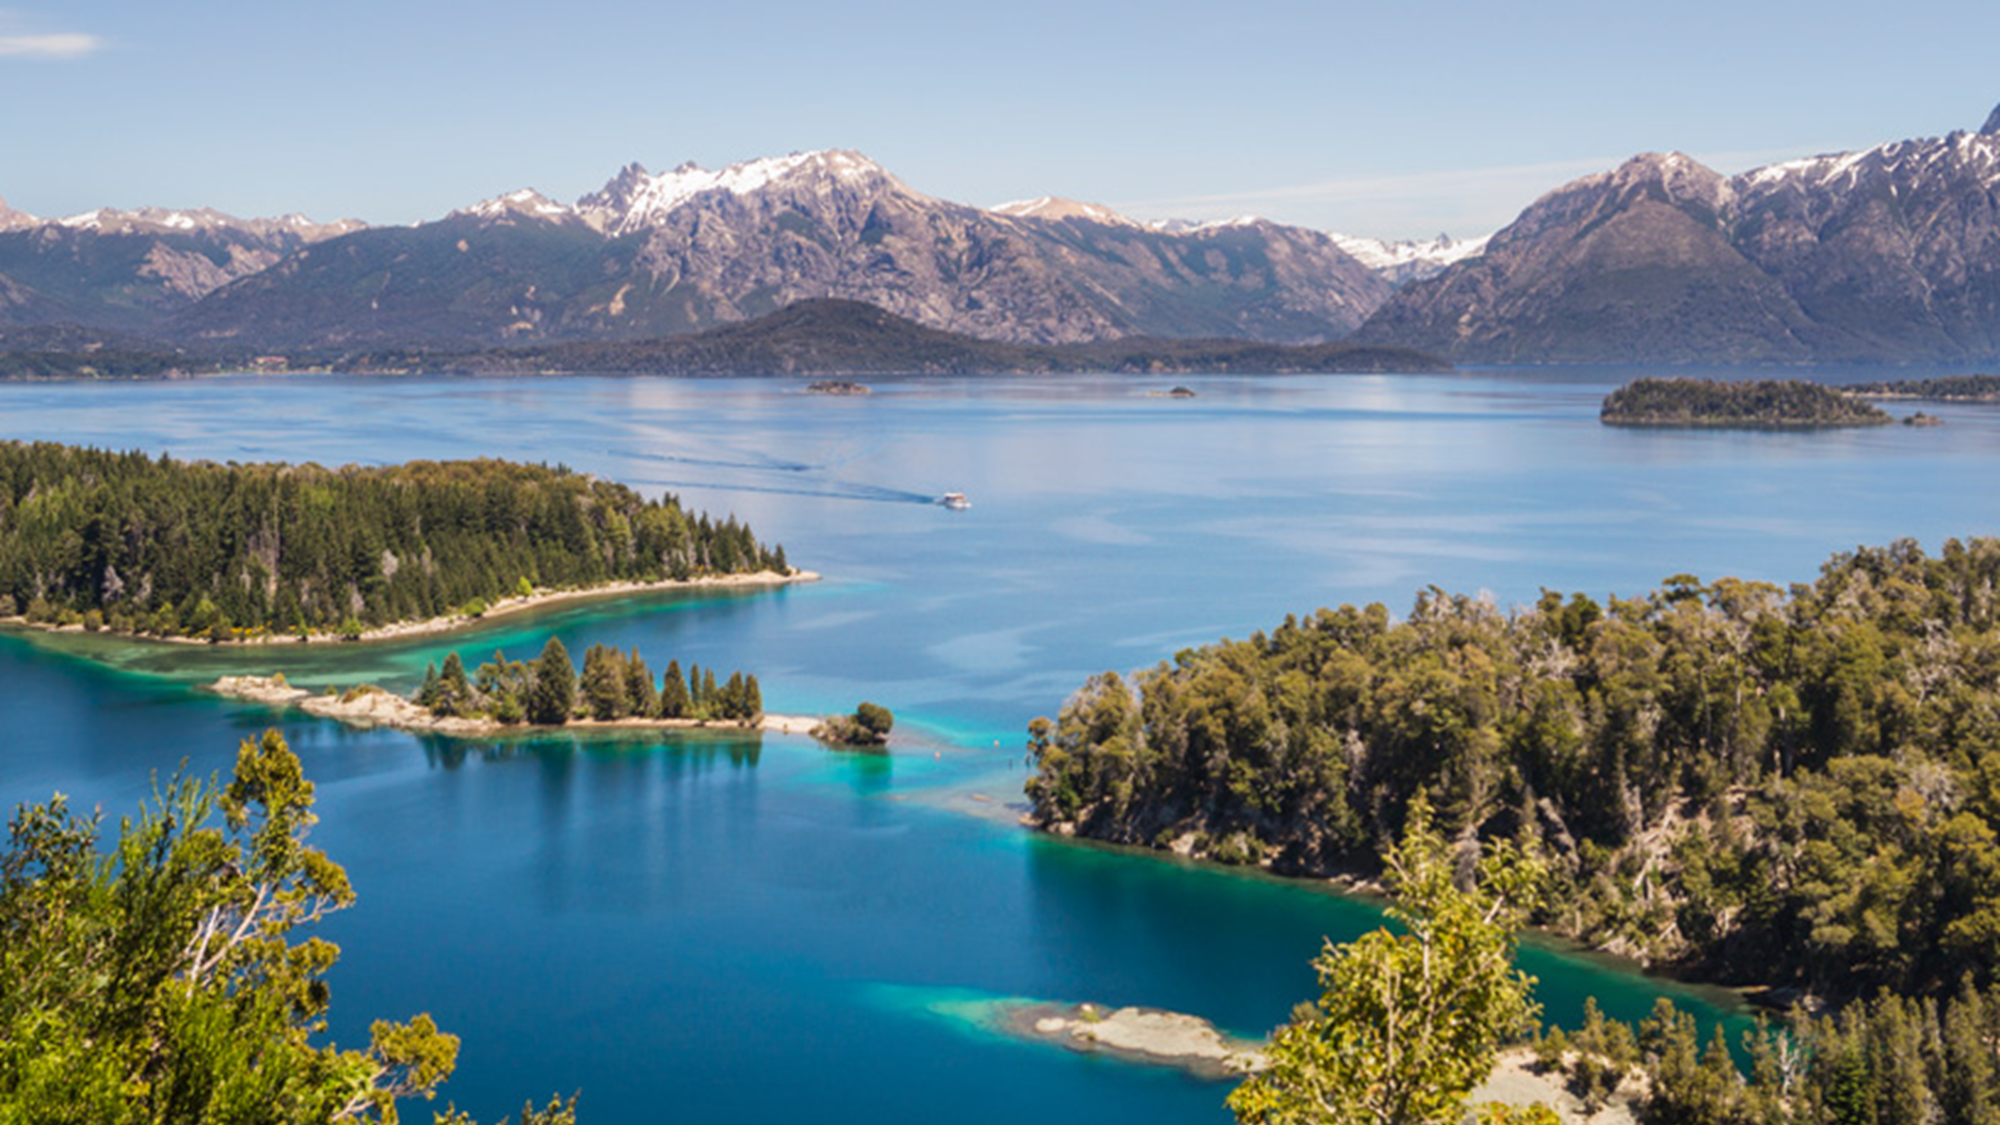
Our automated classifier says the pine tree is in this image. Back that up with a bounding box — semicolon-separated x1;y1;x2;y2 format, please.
580;644;629;721
439;652;472;717
419;663;441;710
744;674;763;719
721;672;746;719
625;648;657;718
658;659;690;719
527;637;576;725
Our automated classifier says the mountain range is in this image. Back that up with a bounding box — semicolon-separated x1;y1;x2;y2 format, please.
3;103;1999;366
1353;105;2000;365
1;154;1398;351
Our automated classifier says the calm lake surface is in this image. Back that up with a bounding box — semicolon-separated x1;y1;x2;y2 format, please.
4;369;1995;1122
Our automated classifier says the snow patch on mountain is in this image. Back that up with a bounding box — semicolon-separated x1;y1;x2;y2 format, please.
31;205;363;241
991;196;1140;227
456;188;576;222
1329;232;1491;285
578;149;902;235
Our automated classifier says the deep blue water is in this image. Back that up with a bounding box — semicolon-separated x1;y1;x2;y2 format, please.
3;370;1993;1122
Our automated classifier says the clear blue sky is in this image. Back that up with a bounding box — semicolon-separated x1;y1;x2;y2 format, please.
2;0;1995;240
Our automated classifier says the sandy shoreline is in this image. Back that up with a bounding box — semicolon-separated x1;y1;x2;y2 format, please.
206;674;824;738
1;568;818;648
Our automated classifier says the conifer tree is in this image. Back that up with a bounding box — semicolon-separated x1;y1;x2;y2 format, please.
438;651;473;717
580;644;629;721
658;659;691;719
625;648;658;718
744;674;763;720
527;637;576;725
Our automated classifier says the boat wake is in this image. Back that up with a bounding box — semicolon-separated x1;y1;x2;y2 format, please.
633;477;939;505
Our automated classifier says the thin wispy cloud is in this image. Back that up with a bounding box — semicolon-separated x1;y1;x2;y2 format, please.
0;9;100;59
0;32;99;57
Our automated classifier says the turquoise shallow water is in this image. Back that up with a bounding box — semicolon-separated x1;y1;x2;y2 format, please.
3;370;1993;1122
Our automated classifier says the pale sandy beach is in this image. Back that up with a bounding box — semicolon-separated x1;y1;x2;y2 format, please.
207;674;825;738
2;569;818;647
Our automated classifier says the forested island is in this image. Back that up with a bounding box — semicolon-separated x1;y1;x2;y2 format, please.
1026;537;2000;1002
1846;374;2000;401
0;442;794;641
1600;377;1894;428
209;636;808;739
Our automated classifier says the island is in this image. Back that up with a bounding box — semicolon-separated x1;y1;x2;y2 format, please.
0;441;803;643
1845;373;2000;401
811;702;895;748
805;379;871;395
206;638;832;738
1599;376;1894;427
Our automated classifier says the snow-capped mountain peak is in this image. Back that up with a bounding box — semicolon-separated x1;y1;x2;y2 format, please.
990;196;1139;227
577;149;904;235
29;205;363;241
0;195;37;232
454;188;576;223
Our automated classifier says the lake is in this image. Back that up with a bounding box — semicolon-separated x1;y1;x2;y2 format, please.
3;369;1991;1122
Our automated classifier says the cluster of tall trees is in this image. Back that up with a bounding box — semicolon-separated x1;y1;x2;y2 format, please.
1028;537;2000;998
0;441;787;639
0;729;575;1123
419;638;762;727
1534;985;2000;1125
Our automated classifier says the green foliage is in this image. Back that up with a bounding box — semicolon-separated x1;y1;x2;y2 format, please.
580;644;629;721
623;649;657;719
1845;374;2000;402
428;644;760;729
657;659;690;720
1027;538;2000;996
815;702;894;747
528;638;576;725
0;730;473;1123
1600;377;1894;428
0;442;787;639
1228;797;1544;1125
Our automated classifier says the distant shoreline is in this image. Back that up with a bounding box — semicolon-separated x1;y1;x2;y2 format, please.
1;568;818;648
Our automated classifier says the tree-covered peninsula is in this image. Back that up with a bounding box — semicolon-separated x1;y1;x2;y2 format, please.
1600;377;1894;428
0;442;790;640
1845;374;2000;401
1026;538;2000;1000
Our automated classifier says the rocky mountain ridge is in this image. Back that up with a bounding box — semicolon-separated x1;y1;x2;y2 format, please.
173;150;1392;349
0;201;364;331
1352;105;2000;364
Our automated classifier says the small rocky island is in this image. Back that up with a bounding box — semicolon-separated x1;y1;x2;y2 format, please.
806;379;871;395
1600;377;1894;428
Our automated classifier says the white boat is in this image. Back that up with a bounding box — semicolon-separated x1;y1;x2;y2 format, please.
940;492;971;511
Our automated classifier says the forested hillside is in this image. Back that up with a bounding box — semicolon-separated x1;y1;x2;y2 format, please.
1027;539;2000;998
0;442;785;638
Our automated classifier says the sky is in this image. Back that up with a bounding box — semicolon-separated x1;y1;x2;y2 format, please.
2;0;1997;241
